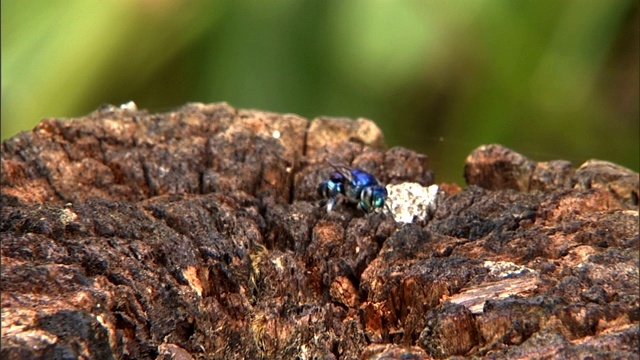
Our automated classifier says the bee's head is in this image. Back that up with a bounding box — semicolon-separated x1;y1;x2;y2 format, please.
359;186;387;213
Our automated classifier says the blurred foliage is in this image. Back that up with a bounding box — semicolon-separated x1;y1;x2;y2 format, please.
2;0;638;184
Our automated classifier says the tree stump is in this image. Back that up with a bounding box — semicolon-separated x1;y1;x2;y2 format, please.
2;103;638;359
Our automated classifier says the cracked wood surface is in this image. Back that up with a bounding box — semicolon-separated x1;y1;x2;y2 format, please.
1;103;638;359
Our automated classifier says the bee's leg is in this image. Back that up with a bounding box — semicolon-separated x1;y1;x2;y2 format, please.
327;197;337;213
357;201;369;213
384;202;393;215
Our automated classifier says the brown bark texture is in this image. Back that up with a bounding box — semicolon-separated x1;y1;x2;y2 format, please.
1;103;638;359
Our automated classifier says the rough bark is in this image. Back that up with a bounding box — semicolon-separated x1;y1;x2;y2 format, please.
1;103;638;359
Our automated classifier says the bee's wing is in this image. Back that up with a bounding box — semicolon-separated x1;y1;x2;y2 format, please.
327;160;356;183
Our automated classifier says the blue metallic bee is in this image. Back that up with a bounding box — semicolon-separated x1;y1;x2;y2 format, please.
317;161;388;214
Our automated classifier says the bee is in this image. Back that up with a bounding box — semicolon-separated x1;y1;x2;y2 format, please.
317;161;387;214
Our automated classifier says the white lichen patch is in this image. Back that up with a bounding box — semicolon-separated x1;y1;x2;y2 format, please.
119;100;138;111
12;329;58;350
59;208;78;226
385;183;442;223
484;260;533;278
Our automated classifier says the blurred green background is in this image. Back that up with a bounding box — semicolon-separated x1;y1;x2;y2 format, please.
2;0;638;184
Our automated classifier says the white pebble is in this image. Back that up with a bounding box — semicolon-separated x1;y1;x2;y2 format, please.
385;183;442;223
